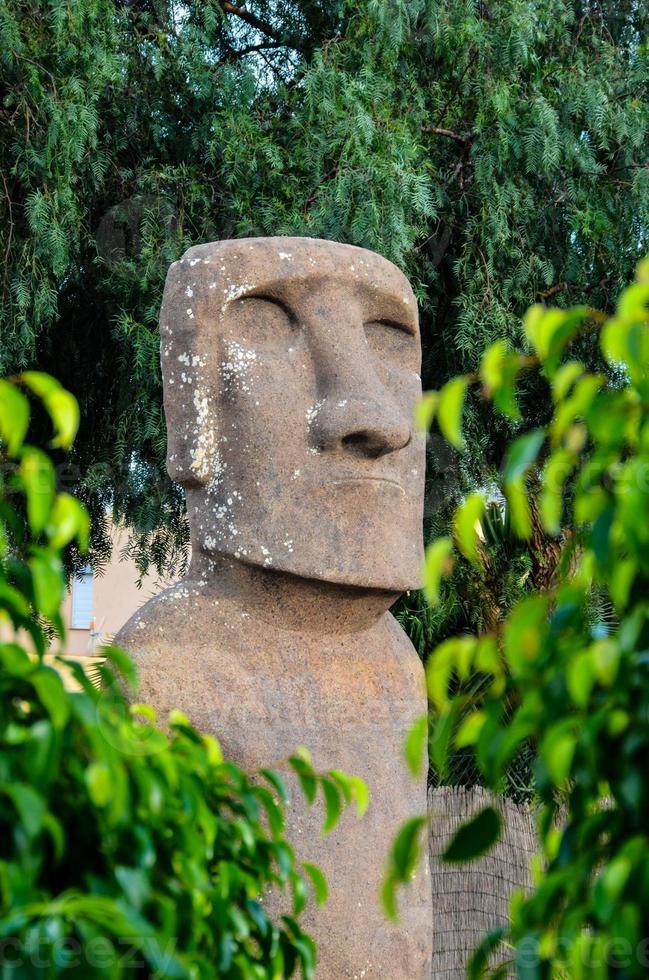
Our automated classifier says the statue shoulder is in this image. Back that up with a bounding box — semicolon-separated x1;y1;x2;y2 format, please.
114;581;197;651
384;610;419;654
384;610;425;679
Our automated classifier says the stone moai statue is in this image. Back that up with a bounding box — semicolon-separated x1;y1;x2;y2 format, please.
116;237;433;978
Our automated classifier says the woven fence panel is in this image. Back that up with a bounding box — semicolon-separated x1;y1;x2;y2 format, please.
428;786;537;979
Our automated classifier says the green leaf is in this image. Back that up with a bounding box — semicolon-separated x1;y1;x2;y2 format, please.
328;770;369;817
0;642;34;675
479;340;521;420
47;493;90;550
591;639;621;686
429;703;456;779
593;857;632;924
101;644;137;688
261;768;288;804
423;536;454;605
0;380;30;455
437;376;468;450
391;815;426;878
454;493;485;565
20;371;61;400
540;447;575;534
503;430;545;483
320;778;341;835
382;815;427;918
302;862;328;906
3;783;46;838
426;636;476;710
29;550;63;618
86;762;113;808
403;714;428;777
467;927;509;979
636;255;649;284
505;478;532;539
46;389;80;449
523;304;589;375
288;753;318;805
551;374;604;443
30;667;69;728
21;373;79;449
291;870;308;917
20;447;55;534
480;339;508;389
504;595;549;677
539;722;577;785
455;710;487;748
617;282;649;319
442;806;501;863
552;360;584;401
414;391;438;431
566;651;596;708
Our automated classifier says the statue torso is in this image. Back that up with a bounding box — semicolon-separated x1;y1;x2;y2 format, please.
116;577;432;979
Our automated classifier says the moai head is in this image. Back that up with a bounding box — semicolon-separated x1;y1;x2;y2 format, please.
160;237;425;592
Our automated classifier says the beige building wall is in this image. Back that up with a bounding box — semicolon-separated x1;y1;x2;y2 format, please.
61;525;177;655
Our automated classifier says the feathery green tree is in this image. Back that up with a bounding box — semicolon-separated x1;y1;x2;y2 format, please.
1;0;648;580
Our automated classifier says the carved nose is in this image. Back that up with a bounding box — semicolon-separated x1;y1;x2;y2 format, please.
313;398;411;458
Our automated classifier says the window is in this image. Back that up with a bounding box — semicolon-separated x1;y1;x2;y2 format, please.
71;565;94;629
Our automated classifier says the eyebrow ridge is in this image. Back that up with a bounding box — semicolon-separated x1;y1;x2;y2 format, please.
228;272;417;331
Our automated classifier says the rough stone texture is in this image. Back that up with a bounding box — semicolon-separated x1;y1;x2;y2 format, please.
116;237;432;978
428;787;536;979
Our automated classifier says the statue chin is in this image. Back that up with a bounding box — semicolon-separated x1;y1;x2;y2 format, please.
200;542;423;595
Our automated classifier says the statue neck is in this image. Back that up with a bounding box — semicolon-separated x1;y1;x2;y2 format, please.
187;553;399;634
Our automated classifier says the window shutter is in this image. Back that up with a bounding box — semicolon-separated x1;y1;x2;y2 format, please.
71;566;94;629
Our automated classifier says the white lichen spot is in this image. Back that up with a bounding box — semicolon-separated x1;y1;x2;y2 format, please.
186;308;194;319
185;286;193;298
221;341;257;394
305;400;323;426
221;280;255;313
189;386;223;485
278;251;292;260
292;469;300;480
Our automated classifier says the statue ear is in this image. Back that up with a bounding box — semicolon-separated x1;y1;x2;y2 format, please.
160;260;216;489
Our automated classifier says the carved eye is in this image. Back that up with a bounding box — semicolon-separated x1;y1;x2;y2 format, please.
229;295;298;349
364;319;415;361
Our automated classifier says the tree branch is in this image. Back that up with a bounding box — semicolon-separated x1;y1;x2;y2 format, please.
217;40;284;64
537;281;568;300
219;2;283;43
424;126;473;148
1;174;14;284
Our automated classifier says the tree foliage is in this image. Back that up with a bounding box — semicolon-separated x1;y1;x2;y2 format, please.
0;376;364;978
393;259;649;976
1;0;648;575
